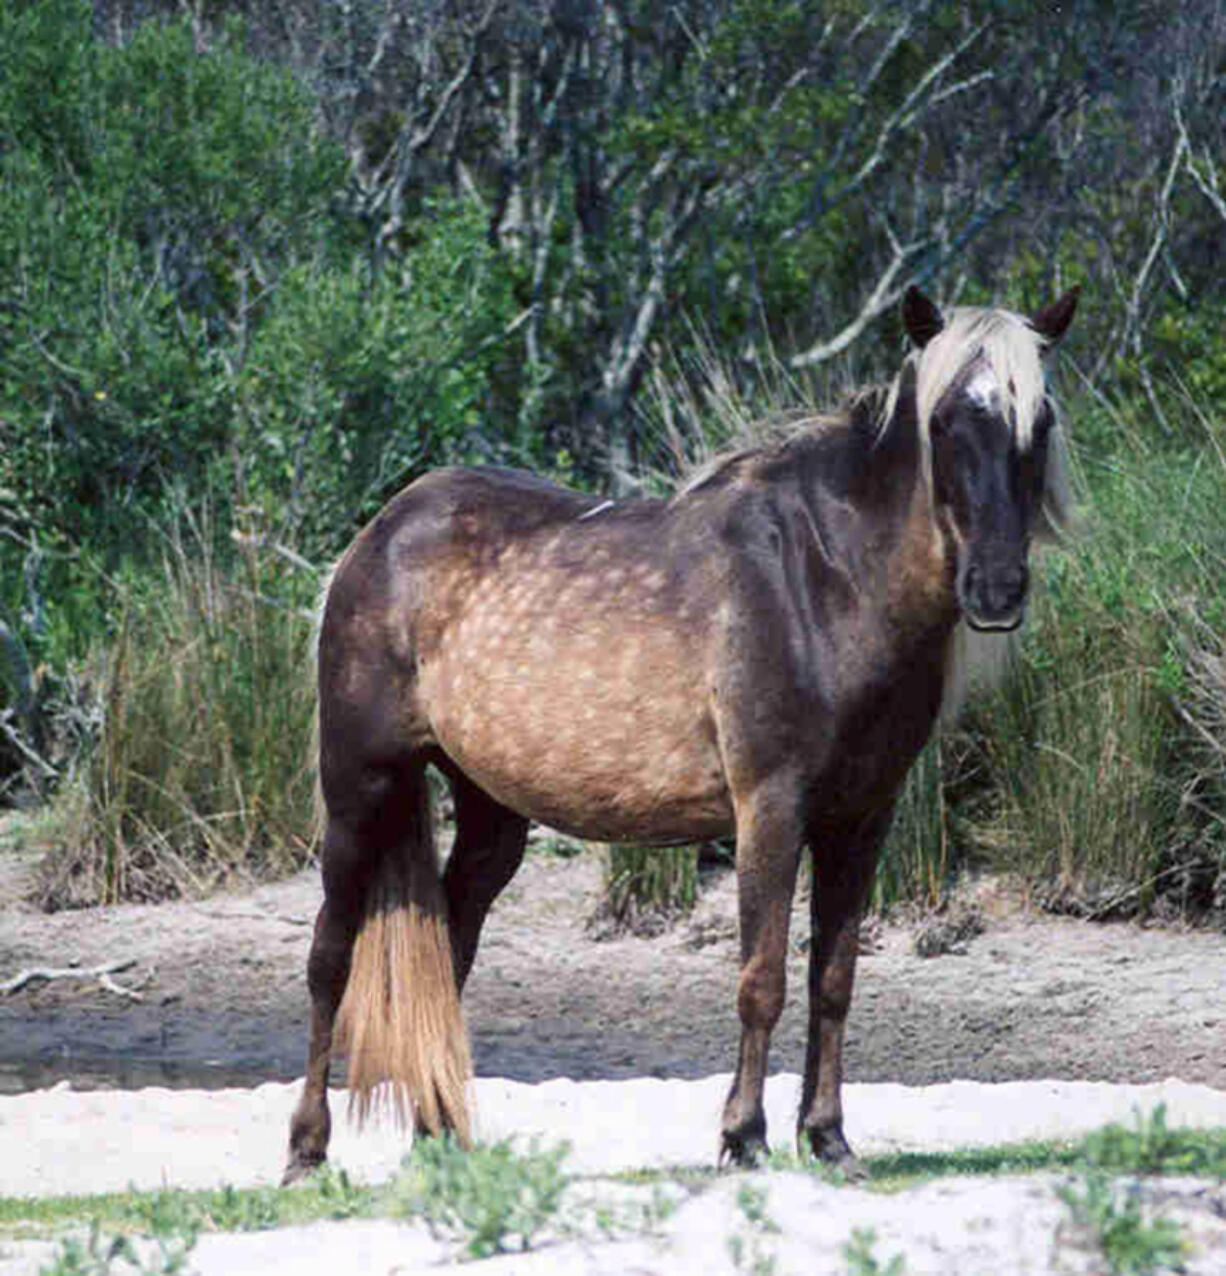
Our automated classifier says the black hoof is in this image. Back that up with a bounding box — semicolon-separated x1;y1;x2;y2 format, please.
281;1151;325;1187
719;1130;770;1169
804;1124;864;1179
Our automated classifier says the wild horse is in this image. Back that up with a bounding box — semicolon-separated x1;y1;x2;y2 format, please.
283;285;1079;1182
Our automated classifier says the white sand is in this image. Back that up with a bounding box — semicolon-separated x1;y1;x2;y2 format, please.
3;1075;1225;1274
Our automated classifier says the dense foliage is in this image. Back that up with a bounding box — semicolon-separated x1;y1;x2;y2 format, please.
1;0;1223;913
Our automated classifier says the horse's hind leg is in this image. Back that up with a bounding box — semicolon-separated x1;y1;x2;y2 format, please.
797;811;891;1169
442;768;529;990
720;779;804;1166
283;812;377;1184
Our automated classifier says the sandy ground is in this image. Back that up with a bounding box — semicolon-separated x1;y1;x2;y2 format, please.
2;840;1226;1271
2;1076;1226;1273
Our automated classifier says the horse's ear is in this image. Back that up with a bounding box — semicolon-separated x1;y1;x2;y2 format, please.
1029;286;1080;349
903;286;944;349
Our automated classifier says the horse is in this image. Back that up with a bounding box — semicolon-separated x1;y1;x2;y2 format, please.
282;284;1079;1183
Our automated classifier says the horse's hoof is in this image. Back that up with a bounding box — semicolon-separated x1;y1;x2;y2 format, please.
805;1126;864;1179
719;1130;769;1169
281;1152;325;1187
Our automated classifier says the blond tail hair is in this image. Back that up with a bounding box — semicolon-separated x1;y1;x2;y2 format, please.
335;770;472;1143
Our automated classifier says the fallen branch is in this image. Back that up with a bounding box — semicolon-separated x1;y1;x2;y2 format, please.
1;957;148;1001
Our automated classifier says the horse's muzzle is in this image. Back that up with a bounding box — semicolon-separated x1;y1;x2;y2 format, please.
960;558;1028;632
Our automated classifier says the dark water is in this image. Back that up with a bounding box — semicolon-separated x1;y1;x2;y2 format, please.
0;1020;714;1096
0;1056;297;1096
0;1003;310;1096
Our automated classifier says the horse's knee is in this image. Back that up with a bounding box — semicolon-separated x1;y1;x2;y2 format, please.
737;956;786;1029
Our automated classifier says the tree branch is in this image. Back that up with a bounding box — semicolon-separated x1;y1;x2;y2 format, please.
2;958;148;1000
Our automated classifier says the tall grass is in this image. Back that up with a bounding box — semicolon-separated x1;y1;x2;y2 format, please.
967;390;1226;916
25;371;1225;923
603;845;700;929
37;508;318;907
875;737;954;912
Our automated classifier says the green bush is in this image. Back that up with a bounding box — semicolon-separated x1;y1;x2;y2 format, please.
228;199;523;560
0;5;346;561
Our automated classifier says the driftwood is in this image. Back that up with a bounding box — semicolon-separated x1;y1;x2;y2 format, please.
1;958;150;1001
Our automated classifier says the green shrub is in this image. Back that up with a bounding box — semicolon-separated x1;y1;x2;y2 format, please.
228;199;523;560
0;7;346;562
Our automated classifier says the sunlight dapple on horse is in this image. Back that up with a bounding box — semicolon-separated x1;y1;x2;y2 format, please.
283;285;1079;1182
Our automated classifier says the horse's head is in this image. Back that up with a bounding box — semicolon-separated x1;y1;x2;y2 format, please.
903;285;1079;632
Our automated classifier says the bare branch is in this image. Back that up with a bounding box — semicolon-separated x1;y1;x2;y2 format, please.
790;237;927;367
2;958;147;1000
1124;130;1188;352
1175;100;1226;227
844;22;987;198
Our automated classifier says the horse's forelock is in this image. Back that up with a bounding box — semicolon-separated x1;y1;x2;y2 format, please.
913;307;1049;450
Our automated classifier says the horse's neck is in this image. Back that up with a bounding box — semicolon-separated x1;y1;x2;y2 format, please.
812;420;958;640
882;484;958;636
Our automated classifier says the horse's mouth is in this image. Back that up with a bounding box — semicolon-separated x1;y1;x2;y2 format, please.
964;607;1025;634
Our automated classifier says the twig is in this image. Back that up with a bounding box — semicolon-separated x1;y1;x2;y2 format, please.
1;957;146;1000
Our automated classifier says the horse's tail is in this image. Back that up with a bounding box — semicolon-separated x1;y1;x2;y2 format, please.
335;769;472;1143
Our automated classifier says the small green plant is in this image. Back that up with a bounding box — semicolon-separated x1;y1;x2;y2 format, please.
1057;1171;1184;1275
39;1217;196;1275
1077;1106;1226;1179
392;1136;571;1259
304;1165;373;1220
734;1182;779;1234
726;1181;779;1275
1081;1105;1185;1176
1054;1105;1192;1275
842;1226;907;1275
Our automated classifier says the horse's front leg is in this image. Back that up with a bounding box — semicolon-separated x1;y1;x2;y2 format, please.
797;810;892;1169
720;780;804;1166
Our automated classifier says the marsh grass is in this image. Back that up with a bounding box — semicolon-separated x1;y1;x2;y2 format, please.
35;504;318;907
603;844;700;929
970;586;1177;911
875;737;956;912
967;391;1226;917
625;368;1226;921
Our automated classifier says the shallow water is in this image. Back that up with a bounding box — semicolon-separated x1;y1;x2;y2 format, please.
0;1056;292;1095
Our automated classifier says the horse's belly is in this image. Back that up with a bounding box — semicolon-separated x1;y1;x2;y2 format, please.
421;645;732;843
